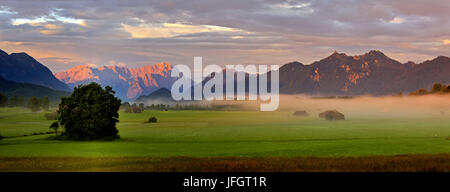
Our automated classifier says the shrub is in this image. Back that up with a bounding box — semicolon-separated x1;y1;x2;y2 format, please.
147;116;157;123
293;110;309;117
319;110;345;121
57;83;121;140
325;111;345;121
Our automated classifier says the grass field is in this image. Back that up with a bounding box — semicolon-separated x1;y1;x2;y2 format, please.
0;106;449;171
1;107;449;158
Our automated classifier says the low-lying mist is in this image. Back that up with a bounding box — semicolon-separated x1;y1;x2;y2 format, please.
209;95;450;119
277;95;450;119
136;94;450;119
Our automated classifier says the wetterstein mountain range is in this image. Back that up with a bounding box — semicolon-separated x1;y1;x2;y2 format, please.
55;63;176;100
1;49;449;100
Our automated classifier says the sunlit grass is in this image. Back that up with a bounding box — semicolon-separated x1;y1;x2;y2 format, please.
0;107;449;157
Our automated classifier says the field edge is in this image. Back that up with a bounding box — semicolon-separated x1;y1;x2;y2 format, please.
0;153;448;172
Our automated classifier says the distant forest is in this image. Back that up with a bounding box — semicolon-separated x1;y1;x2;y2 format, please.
409;83;450;96
0;94;50;112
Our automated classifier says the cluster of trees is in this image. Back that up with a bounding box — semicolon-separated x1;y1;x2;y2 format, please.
0;94;49;112
409;83;450;96
121;102;145;113
0;94;25;107
146;104;169;111
120;102;215;112
120;102;217;112
26;96;50;112
171;103;217;110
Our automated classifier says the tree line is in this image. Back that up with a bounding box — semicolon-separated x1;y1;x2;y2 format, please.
121;102;145;113
409;83;450;96
0;94;49;112
120;102;214;112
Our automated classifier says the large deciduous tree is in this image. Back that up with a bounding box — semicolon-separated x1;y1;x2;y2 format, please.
57;83;121;140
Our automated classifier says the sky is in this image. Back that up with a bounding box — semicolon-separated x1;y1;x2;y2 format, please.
0;0;449;72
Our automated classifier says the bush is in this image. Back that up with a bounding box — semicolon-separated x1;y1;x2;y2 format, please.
57;83;121;140
147;116;157;123
319;110;345;121
293;110;309;117
44;112;60;120
325;111;345;121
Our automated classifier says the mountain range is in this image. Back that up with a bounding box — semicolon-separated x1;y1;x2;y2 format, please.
1;49;450;101
0;49;69;91
55;63;177;100
0;76;69;101
135;88;174;103
278;50;450;95
181;50;450;98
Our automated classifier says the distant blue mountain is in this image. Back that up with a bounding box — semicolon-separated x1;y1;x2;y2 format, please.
0;49;70;91
0;76;69;101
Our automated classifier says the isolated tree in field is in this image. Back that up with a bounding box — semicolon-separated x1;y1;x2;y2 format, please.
50;121;59;136
27;96;40;112
41;96;49;111
57;83;121;140
0;93;7;107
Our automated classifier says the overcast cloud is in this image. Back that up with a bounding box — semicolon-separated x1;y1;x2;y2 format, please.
0;0;449;72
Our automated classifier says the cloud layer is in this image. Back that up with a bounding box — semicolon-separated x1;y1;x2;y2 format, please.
0;0;449;72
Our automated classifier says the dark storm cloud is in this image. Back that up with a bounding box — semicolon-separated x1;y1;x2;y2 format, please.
0;0;448;72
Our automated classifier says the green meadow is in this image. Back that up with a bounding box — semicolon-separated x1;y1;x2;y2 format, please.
0;107;449;158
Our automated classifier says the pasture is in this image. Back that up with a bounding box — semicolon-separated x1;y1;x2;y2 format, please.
0;107;449;158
